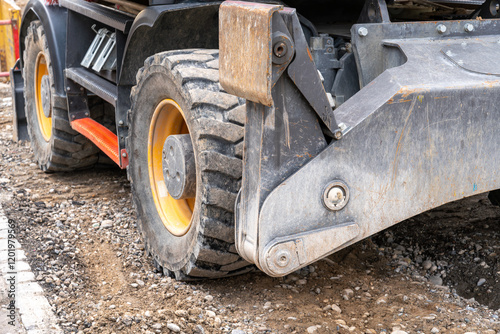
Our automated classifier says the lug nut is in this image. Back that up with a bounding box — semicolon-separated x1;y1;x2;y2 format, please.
436;24;447;34
358;27;368;37
464;23;474;32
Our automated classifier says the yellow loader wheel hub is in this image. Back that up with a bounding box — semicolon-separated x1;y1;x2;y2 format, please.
34;52;52;142
148;99;195;236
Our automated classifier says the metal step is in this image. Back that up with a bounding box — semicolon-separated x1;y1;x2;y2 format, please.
65;67;117;107
70;117;121;166
60;0;134;33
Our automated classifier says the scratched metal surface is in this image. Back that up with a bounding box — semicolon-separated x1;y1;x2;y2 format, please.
219;1;282;106
253;26;500;271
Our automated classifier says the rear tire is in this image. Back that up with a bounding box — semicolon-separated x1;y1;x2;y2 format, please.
127;50;251;279
24;21;100;172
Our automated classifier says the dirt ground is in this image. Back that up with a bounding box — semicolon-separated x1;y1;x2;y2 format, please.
1;78;500;334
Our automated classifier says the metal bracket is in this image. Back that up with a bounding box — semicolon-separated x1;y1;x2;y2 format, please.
223;9;500;276
263;223;360;277
220;1;340;136
65;79;90;121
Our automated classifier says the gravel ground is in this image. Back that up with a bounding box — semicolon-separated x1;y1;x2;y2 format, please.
1;80;500;334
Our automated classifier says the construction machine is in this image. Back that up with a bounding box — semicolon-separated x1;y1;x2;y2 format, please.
11;0;500;279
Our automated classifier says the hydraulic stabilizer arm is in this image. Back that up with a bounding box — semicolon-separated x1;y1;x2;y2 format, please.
220;1;500;277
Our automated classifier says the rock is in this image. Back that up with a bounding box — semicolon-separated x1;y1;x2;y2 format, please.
130;283;139;288
391;331;408;334
477;278;486;286
322;305;332;311
194;325;205;334
429;275;443;286
136;279;145;286
307;325;319;333
122;313;133;326
231;330;245;334
206;310;216;318
101;220;113;228
297;279;307;285
331;304;342;314
175;310;188;317
151;323;162;330
342;288;354;300
167;323;180;332
375;297;387;304
422;260;433;270
430;328;439;333
204;295;214;302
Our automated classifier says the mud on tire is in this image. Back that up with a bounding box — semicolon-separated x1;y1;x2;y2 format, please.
24;21;100;172
127;49;251;280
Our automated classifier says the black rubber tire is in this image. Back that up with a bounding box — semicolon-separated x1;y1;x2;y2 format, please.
127;50;251;280
488;189;500;207
24;21;100;172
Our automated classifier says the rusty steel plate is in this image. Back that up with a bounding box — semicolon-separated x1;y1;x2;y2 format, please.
219;1;283;106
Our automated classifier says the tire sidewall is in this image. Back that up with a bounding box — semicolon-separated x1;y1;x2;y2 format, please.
128;67;202;272
24;22;54;169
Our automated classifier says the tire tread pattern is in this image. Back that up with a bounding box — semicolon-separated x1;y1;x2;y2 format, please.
128;49;251;280
24;21;100;172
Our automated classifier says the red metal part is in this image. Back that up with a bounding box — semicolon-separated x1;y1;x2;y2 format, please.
0;19;11;25
120;149;129;168
71;118;123;167
11;19;19;60
0;72;9;77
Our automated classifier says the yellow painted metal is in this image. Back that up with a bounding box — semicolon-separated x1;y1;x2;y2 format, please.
148;99;195;236
0;0;20;73
35;52;52;142
34;52;52;141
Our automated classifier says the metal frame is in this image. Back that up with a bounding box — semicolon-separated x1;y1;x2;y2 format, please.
220;2;500;277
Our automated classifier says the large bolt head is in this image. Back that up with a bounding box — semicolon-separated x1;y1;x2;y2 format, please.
358;27;368;37
436;24;447;34
275;250;291;268
464;23;474;32
327;187;345;205
322;181;349;211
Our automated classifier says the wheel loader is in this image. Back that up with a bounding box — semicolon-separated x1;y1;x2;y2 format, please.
10;0;500;279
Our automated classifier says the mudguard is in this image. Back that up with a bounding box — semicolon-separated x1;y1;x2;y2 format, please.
20;0;67;96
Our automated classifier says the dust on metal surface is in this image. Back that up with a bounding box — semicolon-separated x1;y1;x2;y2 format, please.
219;1;283;106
